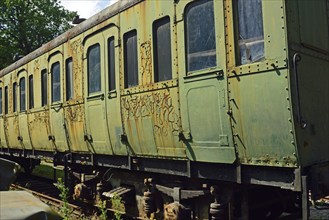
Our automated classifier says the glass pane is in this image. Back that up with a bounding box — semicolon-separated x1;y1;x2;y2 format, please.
66;58;74;100
0;88;2;114
13;83;17;112
51;62;61;102
185;0;216;72
124;30;138;88
5;87;8;114
108;37;116;91
88;44;101;94
20;78;26;111
29;75;34;109
153;16;172;82
41;69;48;106
236;0;264;65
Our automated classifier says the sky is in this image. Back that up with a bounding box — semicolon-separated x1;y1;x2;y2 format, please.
59;0;118;19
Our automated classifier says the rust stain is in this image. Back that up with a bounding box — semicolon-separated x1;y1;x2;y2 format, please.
33;59;40;75
140;41;153;85
65;105;83;122
122;90;180;136
70;39;84;100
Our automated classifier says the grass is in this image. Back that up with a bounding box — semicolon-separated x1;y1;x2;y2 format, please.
32;162;65;181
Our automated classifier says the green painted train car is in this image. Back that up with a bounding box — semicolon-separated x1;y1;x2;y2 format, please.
0;0;328;219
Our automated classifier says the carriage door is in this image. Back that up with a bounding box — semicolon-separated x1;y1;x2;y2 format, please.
48;50;69;152
177;0;236;163
103;28;126;155
83;33;113;155
17;69;32;150
0;81;7;148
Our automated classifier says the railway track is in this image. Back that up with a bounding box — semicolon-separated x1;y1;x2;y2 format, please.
11;174;91;218
11;173;141;220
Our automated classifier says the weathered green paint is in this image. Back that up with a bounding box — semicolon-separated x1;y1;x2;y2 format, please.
285;0;329;168
0;0;327;172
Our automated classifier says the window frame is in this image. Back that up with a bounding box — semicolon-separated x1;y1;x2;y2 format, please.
4;86;8;114
19;77;26;112
29;75;34;109
41;69;48;107
153;16;173;83
13;82;17;113
65;57;74;101
123;30;139;88
108;37;116;91
51;61;61;103
87;43;102;95
233;0;265;66
184;0;217;73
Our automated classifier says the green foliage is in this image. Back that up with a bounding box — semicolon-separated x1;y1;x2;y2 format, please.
54;178;72;220
110;193;124;220
0;0;77;70
98;200;107;220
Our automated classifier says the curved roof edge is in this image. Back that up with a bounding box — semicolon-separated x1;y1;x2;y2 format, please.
0;0;142;77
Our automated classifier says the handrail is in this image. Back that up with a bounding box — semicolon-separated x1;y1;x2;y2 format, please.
292;53;307;129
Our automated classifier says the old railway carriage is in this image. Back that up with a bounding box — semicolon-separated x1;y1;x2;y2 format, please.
0;0;328;219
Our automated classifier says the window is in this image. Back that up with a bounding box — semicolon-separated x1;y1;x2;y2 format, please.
108;37;116;91
66;58;74;100
185;0;216;72
0;88;2;115
19;78;26;112
4;86;8;114
88;44;101;94
51;62;61;102
41;69;48;106
124;30;138;88
153;17;172;82
13;82;17;112
235;0;264;65
29;75;34;109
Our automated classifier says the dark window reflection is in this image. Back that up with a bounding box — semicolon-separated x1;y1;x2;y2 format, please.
20;77;26;111
51;62;61;102
29;75;34;109
108;37;116;91
88;44;101;94
153;16;172;82
66;58;74;100
124;30;138;88
41;69;48;106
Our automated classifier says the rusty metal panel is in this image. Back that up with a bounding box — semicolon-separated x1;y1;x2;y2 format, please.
17;67;33;150
176;0;235;163
62;36;89;153
28;110;52;151
0;78;7;148
27;55;53;152
0;118;7;148
223;0;298;167
3;72;21;149
228;69;297;167
48;46;69;152
119;0;184;158
121;85;184;157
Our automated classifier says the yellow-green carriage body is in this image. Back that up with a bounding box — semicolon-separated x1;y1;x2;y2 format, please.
0;0;328;218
